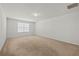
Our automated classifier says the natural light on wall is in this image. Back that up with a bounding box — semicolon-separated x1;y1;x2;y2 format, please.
18;22;29;32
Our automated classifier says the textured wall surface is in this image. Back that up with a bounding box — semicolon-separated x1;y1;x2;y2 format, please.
36;12;79;45
7;18;36;38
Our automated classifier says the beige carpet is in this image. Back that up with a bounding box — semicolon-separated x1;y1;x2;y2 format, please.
1;35;79;56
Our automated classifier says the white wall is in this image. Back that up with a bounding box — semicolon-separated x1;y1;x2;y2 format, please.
0;6;6;50
0;7;3;49
36;12;79;45
7;18;36;38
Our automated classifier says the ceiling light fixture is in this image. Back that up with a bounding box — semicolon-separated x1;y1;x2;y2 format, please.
33;13;40;17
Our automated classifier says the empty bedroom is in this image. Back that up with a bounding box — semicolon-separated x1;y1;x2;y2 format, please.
0;3;79;56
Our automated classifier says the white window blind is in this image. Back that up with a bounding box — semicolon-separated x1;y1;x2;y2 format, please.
18;22;29;32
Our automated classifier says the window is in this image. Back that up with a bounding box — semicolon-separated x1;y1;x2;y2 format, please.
18;22;29;32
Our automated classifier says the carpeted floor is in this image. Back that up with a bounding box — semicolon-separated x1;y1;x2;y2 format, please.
1;35;79;56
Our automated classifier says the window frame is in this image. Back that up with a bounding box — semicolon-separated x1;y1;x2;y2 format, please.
18;22;30;32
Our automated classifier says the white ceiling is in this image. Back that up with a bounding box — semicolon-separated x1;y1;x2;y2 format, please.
0;3;79;21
